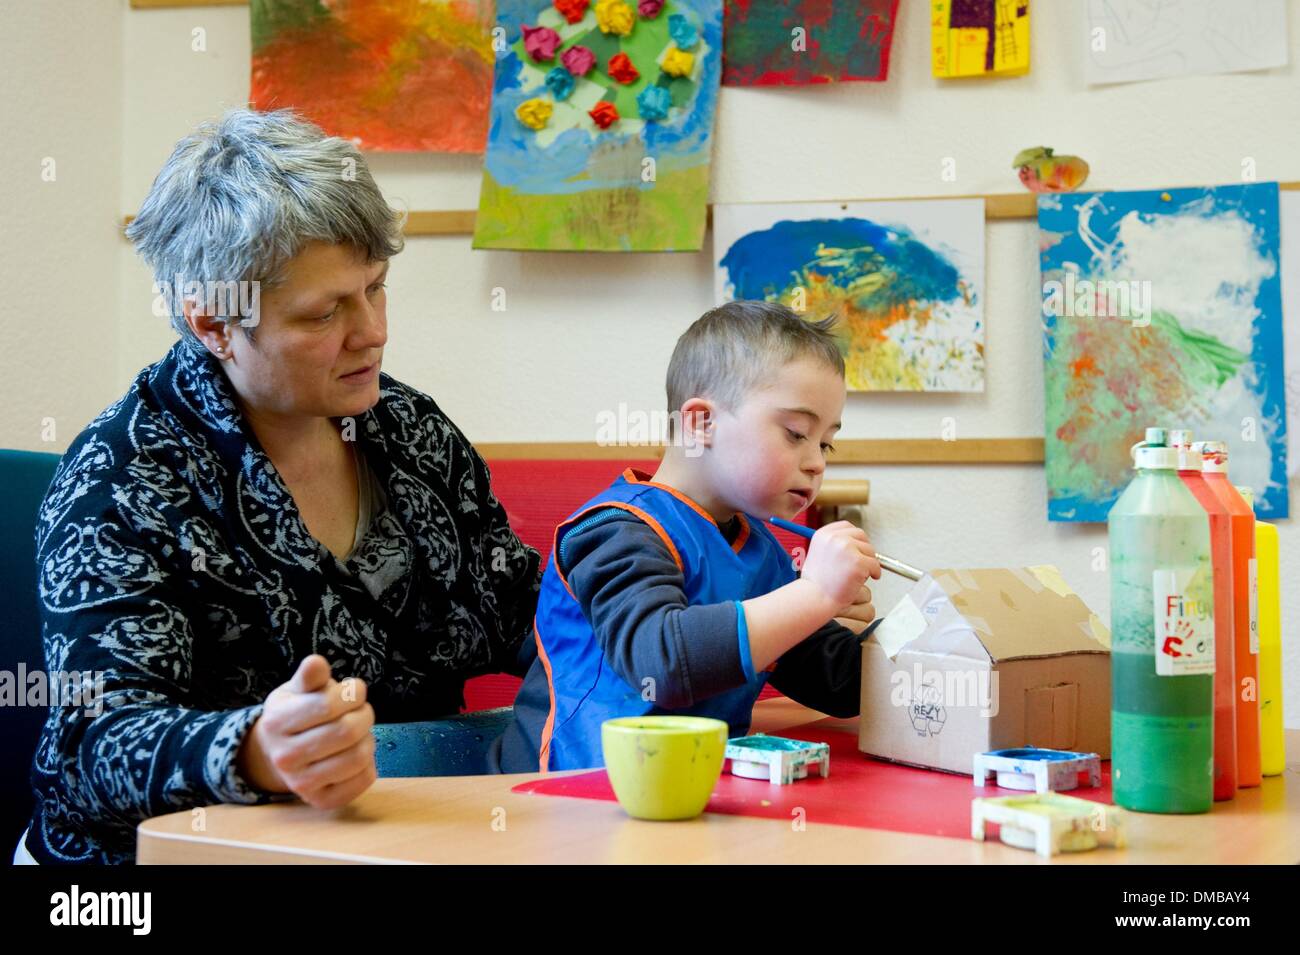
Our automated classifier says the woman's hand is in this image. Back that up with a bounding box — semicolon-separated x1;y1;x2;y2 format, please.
237;654;377;810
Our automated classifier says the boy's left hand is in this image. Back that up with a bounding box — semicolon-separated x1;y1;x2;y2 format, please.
835;585;875;634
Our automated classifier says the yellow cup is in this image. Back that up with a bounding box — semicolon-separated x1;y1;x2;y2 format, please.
601;716;728;820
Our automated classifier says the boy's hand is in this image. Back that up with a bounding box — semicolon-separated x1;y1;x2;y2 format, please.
743;525;881;671
836;584;876;634
801;521;881;609
237;655;377;810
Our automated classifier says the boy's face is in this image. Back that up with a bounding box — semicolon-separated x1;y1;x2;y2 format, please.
705;356;845;520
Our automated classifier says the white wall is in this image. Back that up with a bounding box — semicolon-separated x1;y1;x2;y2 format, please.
0;1;125;444
3;0;1297;729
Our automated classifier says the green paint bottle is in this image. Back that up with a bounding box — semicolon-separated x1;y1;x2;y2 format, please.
1108;434;1214;814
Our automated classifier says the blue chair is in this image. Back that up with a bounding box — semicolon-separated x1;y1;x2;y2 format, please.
0;450;61;861
372;708;513;777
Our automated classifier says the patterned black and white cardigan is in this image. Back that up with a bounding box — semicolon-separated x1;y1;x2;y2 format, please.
25;340;541;864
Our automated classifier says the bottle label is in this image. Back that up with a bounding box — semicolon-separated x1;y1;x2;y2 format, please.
1153;569;1215;676
1248;558;1259;654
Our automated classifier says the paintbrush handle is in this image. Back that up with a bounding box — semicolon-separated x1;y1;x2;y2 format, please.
766;516;925;582
876;554;924;582
766;515;816;538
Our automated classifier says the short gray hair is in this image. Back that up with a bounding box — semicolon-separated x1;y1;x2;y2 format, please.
667;300;845;419
126;107;405;350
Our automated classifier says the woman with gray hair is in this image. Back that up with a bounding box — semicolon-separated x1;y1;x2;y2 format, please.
17;108;541;864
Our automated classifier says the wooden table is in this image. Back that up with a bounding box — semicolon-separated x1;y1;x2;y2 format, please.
137;701;1300;864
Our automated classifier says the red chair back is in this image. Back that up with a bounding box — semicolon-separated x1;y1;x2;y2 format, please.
462;459;802;711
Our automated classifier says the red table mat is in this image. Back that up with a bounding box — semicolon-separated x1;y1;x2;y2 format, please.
512;719;1114;839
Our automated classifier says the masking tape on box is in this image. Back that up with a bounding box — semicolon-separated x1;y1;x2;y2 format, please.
873;595;927;660
1027;564;1074;598
1009;567;1045;594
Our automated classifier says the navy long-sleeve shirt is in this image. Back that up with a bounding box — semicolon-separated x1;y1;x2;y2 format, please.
26;340;541;864
493;509;863;773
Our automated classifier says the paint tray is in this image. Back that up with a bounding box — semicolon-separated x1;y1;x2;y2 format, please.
971;792;1125;857
725;734;829;785
973;747;1101;792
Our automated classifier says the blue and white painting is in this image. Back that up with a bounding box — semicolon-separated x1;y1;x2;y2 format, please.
713;199;986;391
1039;182;1289;521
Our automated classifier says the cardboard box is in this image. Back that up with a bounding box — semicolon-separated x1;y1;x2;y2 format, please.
859;566;1111;775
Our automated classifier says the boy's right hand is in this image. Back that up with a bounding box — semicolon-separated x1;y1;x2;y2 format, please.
237;654;377;810
801;520;882;609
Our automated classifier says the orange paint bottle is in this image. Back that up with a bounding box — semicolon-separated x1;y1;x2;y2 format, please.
1170;431;1236;799
1190;441;1261;788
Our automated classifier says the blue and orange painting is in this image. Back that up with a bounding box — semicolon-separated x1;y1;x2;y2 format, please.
473;0;722;251
713;199;986;391
1039;182;1288;521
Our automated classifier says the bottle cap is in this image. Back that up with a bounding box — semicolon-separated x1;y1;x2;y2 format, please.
1133;446;1179;470
1189;440;1229;473
1167;429;1199;469
1131;429;1177;470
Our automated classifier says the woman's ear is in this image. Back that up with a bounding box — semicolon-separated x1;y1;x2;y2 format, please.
182;296;232;358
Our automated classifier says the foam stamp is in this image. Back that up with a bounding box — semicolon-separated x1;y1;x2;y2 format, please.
971;792;1125;857
725;734;830;785
973;747;1102;793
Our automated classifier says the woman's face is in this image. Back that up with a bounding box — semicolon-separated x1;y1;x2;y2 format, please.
221;240;389;421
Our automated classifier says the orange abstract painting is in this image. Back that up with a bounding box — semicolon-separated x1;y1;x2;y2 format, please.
250;0;494;153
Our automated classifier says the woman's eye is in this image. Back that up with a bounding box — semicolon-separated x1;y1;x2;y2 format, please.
367;282;386;296
786;429;806;442
821;443;836;454
316;309;336;322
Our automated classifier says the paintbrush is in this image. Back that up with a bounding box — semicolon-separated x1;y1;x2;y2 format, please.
766;515;925;581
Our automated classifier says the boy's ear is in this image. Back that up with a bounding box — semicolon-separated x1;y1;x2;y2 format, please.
678;398;714;450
